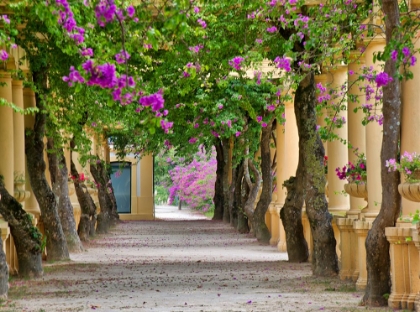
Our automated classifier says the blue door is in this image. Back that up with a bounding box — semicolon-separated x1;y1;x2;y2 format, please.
110;162;131;213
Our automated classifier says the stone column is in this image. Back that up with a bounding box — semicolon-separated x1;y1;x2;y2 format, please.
12;80;30;204
400;36;420;217
325;65;349;215
347;52;367;217
336;218;353;280
137;154;154;220
386;227;412;309
23;87;40;218
0;72;14;194
276;119;287;252
363;37;386;220
353;220;371;290
315;74;329;202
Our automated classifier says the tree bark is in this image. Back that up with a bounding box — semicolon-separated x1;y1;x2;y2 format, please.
229;165;238;229
69;156;97;241
0;180;43;278
363;0;401;306
221;138;230;223
253;121;273;244
280;176;308;262
213;139;225;220
25;70;69;262
295;72;338;276
0;231;7;297
243;158;262;232
46;138;83;252
235;161;249;233
90;158;119;233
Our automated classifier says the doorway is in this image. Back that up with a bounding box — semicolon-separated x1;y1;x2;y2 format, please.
110;162;131;213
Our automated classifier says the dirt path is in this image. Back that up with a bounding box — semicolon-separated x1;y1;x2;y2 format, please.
0;205;392;312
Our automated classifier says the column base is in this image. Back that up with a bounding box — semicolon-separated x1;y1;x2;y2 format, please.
355;276;367;291
388;293;404;310
119;213;154;221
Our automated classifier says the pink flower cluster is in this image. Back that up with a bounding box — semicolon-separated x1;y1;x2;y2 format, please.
274;56;291;72
55;0;85;44
229;56;244;71
168;149;216;212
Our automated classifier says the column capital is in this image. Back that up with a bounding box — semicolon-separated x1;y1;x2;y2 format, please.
385;226;413;244
12;79;23;87
363;36;386;47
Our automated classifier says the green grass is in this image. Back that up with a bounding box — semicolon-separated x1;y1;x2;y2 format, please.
203;207;215;218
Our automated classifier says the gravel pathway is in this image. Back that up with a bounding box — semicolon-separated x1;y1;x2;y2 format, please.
0;205;392;312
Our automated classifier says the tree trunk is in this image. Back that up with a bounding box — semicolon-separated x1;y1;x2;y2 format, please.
46;138;83;253
229;165;238;228
25;70;69;262
69;156;97;241
280;177;308;262
90;158;119;233
213;139;224;220
295;72;338;276
363;0;401;306
0;231;7;297
221;138;230;223
253;122;273;244
235;161;249;234
0;180;42;278
243;157;262;233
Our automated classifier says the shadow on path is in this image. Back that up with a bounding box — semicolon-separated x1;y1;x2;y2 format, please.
0;205;390;312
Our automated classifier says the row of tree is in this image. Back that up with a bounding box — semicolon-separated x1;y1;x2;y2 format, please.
0;0;416;307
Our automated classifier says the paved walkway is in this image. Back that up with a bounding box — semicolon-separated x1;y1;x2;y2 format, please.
155;204;210;220
0;205;389;312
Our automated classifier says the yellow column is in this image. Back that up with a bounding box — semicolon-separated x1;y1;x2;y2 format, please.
23;87;40;218
354;220;371;290
400;36;420;217
363;37;386;220
12;80;24;173
284;100;299;181
325;65;349;215
276;119;287;252
0;71;14;194
336;51;367;282
347;52;367;217
134;154;154;220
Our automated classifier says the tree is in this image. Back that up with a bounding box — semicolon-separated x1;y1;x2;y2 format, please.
0;179;43;278
363;0;402;305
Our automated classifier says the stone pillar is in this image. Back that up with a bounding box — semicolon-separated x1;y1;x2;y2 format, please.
23;87;40;218
283;100;299;184
336;218;355;280
324;65;349;215
407;234;419;310
276;119;287;252
386;227;412;309
400;36;420;217
354;220;371;290
12;80;30;204
136;154;154;220
314;74;329;156
363;37;386;219
0;72;14;194
347;52;367;217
